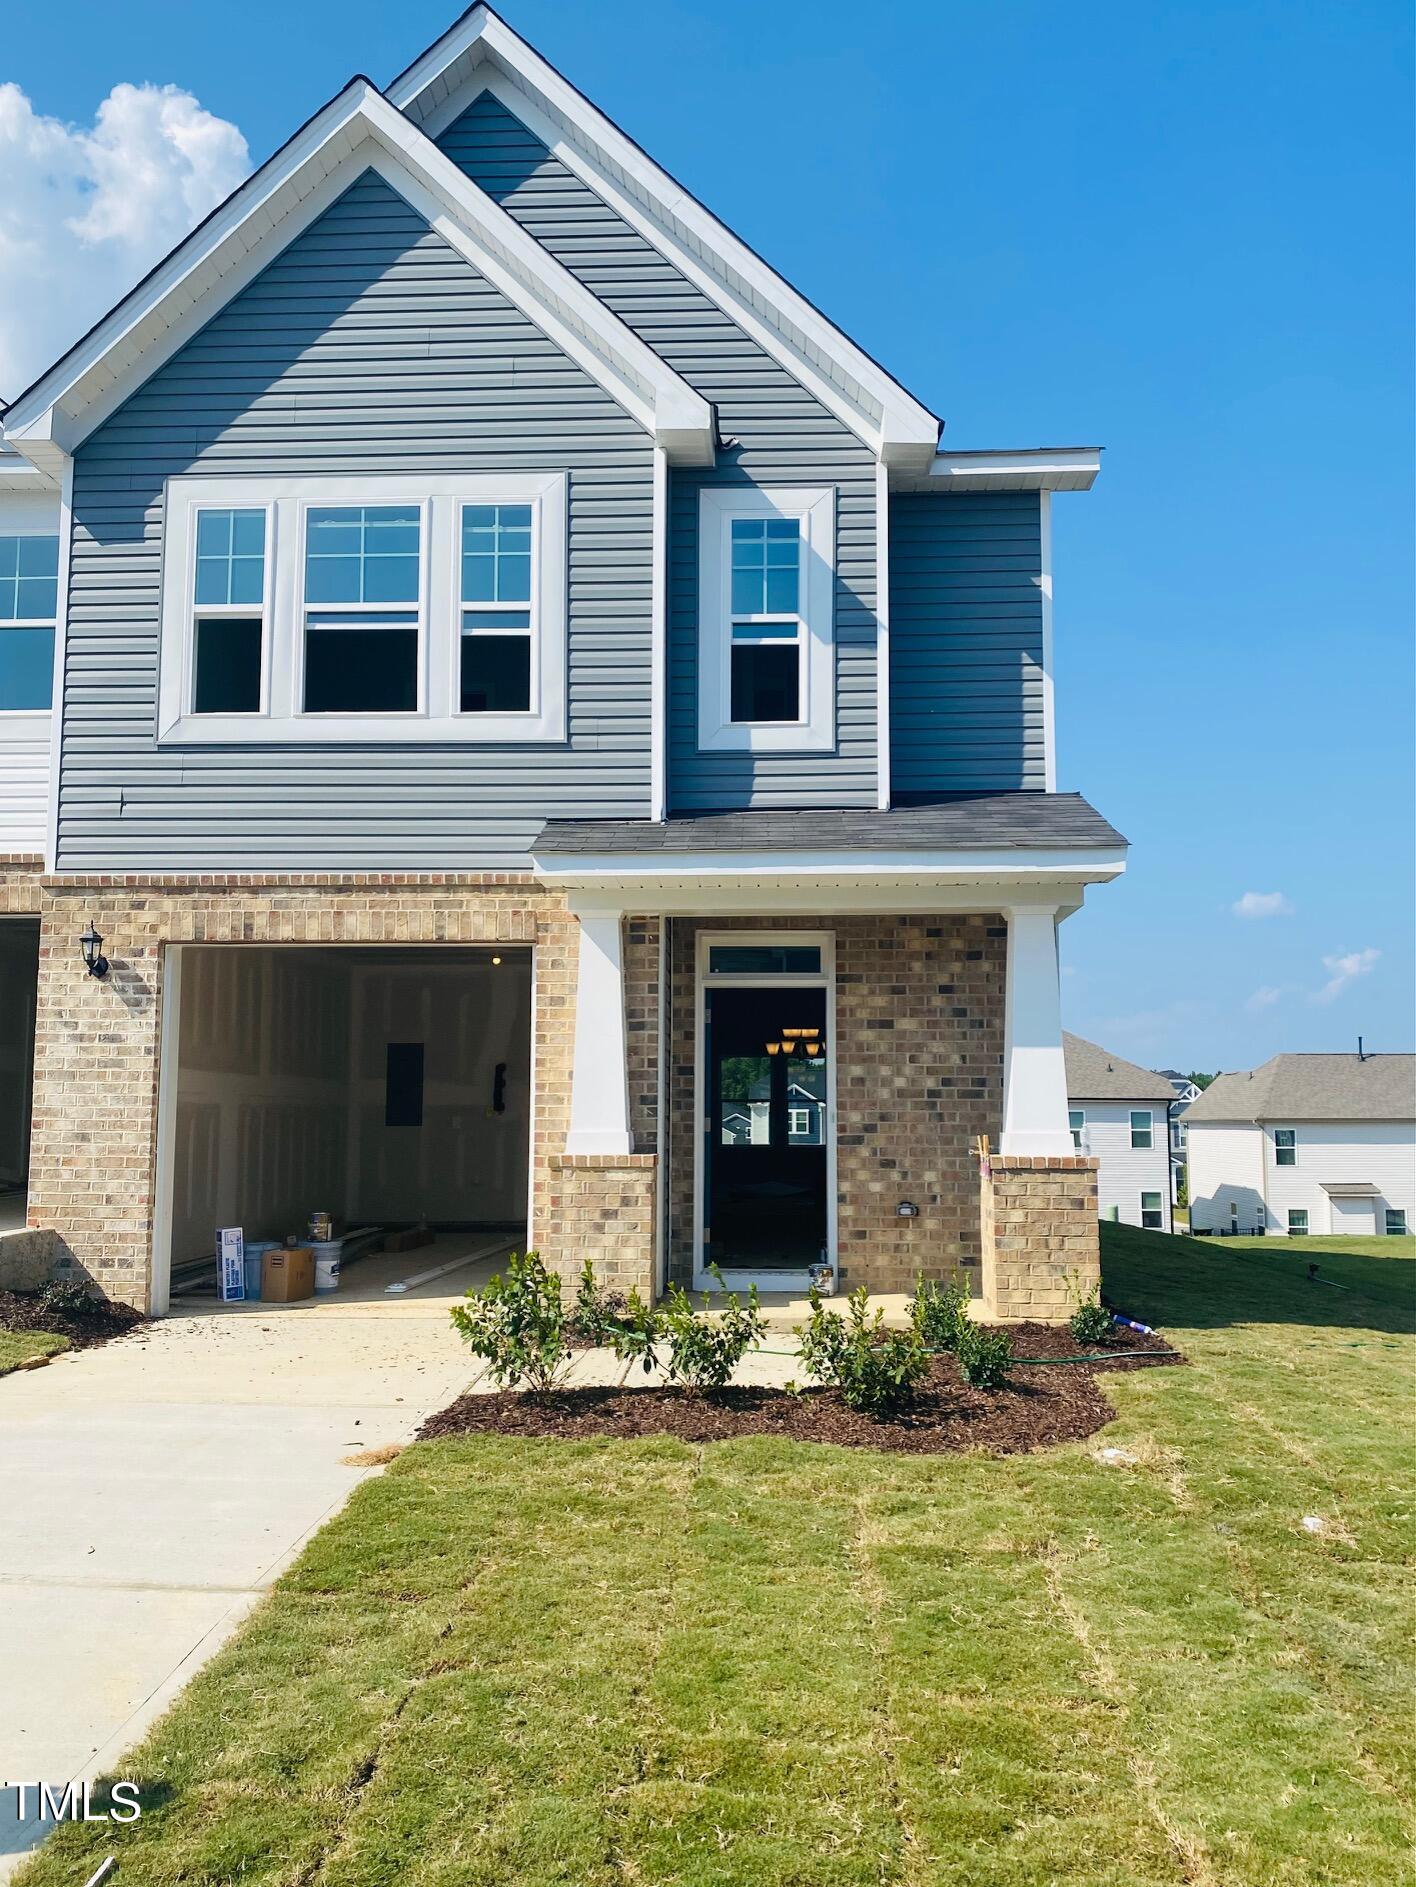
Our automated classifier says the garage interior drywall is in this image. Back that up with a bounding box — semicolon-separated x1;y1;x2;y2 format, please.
0;919;39;1198
169;946;531;1269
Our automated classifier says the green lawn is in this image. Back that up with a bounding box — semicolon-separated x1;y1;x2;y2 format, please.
21;1228;1415;1887
0;1326;67;1375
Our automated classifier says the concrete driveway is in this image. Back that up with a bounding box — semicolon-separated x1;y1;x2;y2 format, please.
0;1238;502;1878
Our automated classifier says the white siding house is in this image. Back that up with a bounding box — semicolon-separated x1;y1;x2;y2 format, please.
1064;1034;1175;1232
1187;1054;1415;1237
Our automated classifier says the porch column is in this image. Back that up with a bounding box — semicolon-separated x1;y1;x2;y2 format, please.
999;904;1073;1157
565;906;633;1156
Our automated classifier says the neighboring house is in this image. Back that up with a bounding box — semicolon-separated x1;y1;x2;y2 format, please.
1187;1054;1415;1237
0;6;1125;1320
1064;1034;1175;1232
1156;1068;1203;1200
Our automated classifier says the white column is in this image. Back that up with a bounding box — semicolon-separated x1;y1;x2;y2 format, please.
999;904;1074;1157
565;907;633;1156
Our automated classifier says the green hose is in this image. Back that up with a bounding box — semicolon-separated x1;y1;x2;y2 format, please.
740;1344;1178;1365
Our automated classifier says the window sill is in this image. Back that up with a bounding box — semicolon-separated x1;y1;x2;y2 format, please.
157;710;565;745
697;717;835;755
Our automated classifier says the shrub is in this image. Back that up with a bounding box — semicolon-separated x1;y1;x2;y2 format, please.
449;1250;571;1392
909;1275;971;1353
798;1286;930;1420
955;1321;1013;1389
1069;1292;1113;1348
658;1271;763;1394
38;1278;94;1318
568;1257;628;1345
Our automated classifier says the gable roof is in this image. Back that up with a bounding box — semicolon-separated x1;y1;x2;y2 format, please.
387;5;942;465
1063;1034;1177;1104
1184;1054;1416;1124
0;79;714;476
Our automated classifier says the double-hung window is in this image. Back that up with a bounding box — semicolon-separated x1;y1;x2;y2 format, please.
1140;1191;1164;1230
698;487;835;752
190;508;268;714
1386;1209;1407;1236
1273;1128;1296;1166
0;531;59;711
1069;1109;1085;1149
159;474;566;742
460;504;533;713
1130;1110;1153;1150
303;505;422;713
1287;1208;1308;1236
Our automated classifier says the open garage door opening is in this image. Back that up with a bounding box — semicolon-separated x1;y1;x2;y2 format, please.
156;945;532;1312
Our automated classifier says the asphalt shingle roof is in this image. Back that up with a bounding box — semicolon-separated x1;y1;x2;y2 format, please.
1063;1033;1177;1103
1184;1054;1415;1124
533;793;1124;855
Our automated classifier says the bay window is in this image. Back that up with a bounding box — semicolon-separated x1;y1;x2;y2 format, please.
158;473;565;742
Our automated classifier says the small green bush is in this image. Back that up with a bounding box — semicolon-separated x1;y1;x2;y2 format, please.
38;1278;93;1318
909;1275;971;1352
1069;1292;1113;1347
798;1286;930;1420
568;1257;627;1344
955;1321;1013;1389
450;1250;571;1392
658;1271;763;1393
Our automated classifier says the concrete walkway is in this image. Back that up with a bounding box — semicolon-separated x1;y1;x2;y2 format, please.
0;1238;505;1878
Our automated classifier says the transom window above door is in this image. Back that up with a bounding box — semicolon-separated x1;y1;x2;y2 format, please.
157;473;566;744
698;486;835;754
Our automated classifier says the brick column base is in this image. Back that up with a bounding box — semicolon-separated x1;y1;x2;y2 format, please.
980;1155;1100;1324
543;1154;657;1300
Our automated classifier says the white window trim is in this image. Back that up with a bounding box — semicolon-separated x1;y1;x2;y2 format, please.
697;485;835;754
1140;1190;1164;1228
158;472;566;743
1068;1107;1086;1149
788;1105;813;1139
1129;1108;1153;1150
1273;1126;1297;1166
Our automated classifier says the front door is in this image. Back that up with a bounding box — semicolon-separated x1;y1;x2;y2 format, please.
703;981;829;1283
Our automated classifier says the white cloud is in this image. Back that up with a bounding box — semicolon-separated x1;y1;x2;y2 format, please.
0;80;249;401
1232;890;1294;920
1312;947;1381;1005
1246;985;1285;1011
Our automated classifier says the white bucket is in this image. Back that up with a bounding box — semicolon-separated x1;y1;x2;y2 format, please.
313;1240;343;1293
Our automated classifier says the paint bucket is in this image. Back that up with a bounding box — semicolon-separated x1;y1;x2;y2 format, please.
308;1211;333;1243
243;1240;278;1301
312;1240;343;1293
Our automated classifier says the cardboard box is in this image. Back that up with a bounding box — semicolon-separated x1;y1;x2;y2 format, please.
262;1246;315;1303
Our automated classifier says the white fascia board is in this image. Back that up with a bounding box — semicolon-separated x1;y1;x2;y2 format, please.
896;447;1103;494
388;12;941;463
0;453;60;493
531;845;1127;891
2;80;713;470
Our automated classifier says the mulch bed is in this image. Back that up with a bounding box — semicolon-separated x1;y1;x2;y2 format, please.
0;1288;145;1352
419;1320;1184;1457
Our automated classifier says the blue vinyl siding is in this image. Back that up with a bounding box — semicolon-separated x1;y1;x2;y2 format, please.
888;492;1046;796
439;92;877;812
59;171;654;871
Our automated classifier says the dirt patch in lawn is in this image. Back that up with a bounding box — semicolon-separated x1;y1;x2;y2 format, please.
0;1288;145;1353
420;1322;1183;1456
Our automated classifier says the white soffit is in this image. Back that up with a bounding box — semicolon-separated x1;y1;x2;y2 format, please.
890;447;1104;494
0;81;715;474
388;6;942;465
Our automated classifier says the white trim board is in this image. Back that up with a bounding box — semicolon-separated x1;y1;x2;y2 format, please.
387;12;940;464
1;84;714;473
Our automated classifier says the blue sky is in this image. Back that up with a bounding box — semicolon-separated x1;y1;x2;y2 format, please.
4;0;1412;1072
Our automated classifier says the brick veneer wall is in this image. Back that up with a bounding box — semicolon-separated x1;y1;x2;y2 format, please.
546;1154;657;1298
666;914;1006;1293
0;858;44;915
980;1155;1101;1323
14;873;660;1310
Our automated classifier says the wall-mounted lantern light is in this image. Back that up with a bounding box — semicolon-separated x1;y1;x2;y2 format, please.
79;924;110;980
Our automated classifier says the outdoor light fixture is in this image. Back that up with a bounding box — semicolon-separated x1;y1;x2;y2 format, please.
79;924;110;980
765;1024;824;1058
896;1200;920;1218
